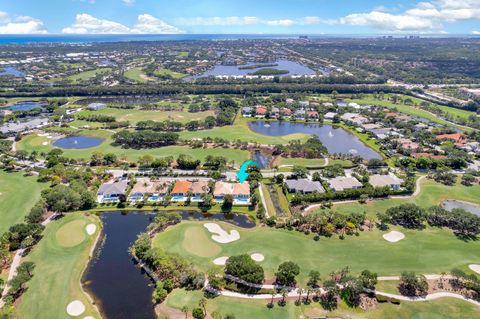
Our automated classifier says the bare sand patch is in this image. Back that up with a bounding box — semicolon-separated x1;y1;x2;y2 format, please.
469;264;480;274
213;256;229;265
383;231;405;243
203;223;240;244
66;300;85;316
86;224;97;235
83;317;95;319
42;142;48;146
250;253;265;262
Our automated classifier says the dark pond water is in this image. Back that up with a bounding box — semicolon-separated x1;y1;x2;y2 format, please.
7;101;44;111
53;136;104;149
83;211;254;319
252;150;270;169
83;212;157;319
186;59;316;80
0;66;24;77
442;200;480;216
249;121;382;160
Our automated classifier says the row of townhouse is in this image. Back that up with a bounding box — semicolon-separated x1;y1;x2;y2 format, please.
242;105;320;121
284;174;404;194
96;178;251;205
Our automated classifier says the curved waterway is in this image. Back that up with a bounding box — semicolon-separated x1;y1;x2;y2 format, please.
249;121;382;160
82;211;254;319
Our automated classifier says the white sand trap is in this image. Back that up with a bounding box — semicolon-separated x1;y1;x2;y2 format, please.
66;300;85;316
383;231;405;243
83;317;95;319
213;256;229;265
42;141;48;145
86;224;97;235
204;223;240;244
469;264;480;274
250;253;265;262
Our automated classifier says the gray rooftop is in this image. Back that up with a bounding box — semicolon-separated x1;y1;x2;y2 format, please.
285;179;324;193
97;180;128;195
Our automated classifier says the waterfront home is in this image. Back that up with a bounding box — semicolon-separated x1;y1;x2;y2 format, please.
280;107;292;117
327;177;363;192
190;181;210;202
299;101;310;107
128;178;169;202
271;107;280;118
97;180;129;203
369;174;404;190
171;180;192;202
294;109;306;120
242;106;252;117
255;106;268;118
285;179;324;194
395;138;420;151
213;181;251;205
306;111;320;121
324;112;336;120
436;133;467;147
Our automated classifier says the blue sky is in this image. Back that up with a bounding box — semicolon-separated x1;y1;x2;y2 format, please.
0;0;479;34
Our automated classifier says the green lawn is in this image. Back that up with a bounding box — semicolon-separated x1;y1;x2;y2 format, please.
0;171;46;234
124;67;150;83
17;130;250;164
275;157;326;167
154;67;186;79
166;283;480;319
17;212;101;319
332;178;480;218
67;68;111;82
153;220;480;286
75;107;214;124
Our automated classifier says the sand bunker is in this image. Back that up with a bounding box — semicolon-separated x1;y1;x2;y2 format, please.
85;224;97;235
469;264;480;274
213;256;229;265
66;300;85;316
42;142;48;145
383;231;405;243
250;253;265;262
204;223;240;244
83;317;95;319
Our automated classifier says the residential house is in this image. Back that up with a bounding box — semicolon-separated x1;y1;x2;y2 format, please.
242;106;252;117
327;177;363;192
396;138;420;151
369;174;404;190
285;179;324;194
255;106;268;118
306;111;320;121
270;107;280;118
280;107;292;117
286;98;295;104
128;178;169;202
294;109;306;120
213;181;251;205
190;181;210;202
97;180;129;203
436;133;467;147
171;180;192;201
324;112;336;120
299;101;310;108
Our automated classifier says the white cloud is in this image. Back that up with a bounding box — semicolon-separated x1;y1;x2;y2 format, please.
131;14;184;34
473;30;480;35
0;14;48;34
266;19;295;27
176;16;336;27
122;0;135;6
62;13;184;34
62;14;130;34
341;11;437;31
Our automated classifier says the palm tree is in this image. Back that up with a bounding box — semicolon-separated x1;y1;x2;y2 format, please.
269;291;276;307
297;288;303;304
273;165;278;178
280;288;288;305
181;306;189;319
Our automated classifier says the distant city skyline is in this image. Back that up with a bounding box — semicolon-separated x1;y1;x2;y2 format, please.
0;0;479;35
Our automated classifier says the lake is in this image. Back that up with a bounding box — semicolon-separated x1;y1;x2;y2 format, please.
442;200;480;216
186;59;317;80
0;66;24;77
7;101;44;111
83;211;254;319
53;136;104;149
249;121;382;160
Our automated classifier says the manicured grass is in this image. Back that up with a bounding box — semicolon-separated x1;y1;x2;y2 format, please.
124;67;150;83
275;157;326;167
75;107;215;124
182;226;221;257
332;178;480;218
153;220;480;286
55;219;87;247
67;68;111;82
176;51;189;58
260;183;276;217
17;130;250;165
376;280;401;294
17;212;101;319
154;68;186;79
0;171;46;234
166;287;480;319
